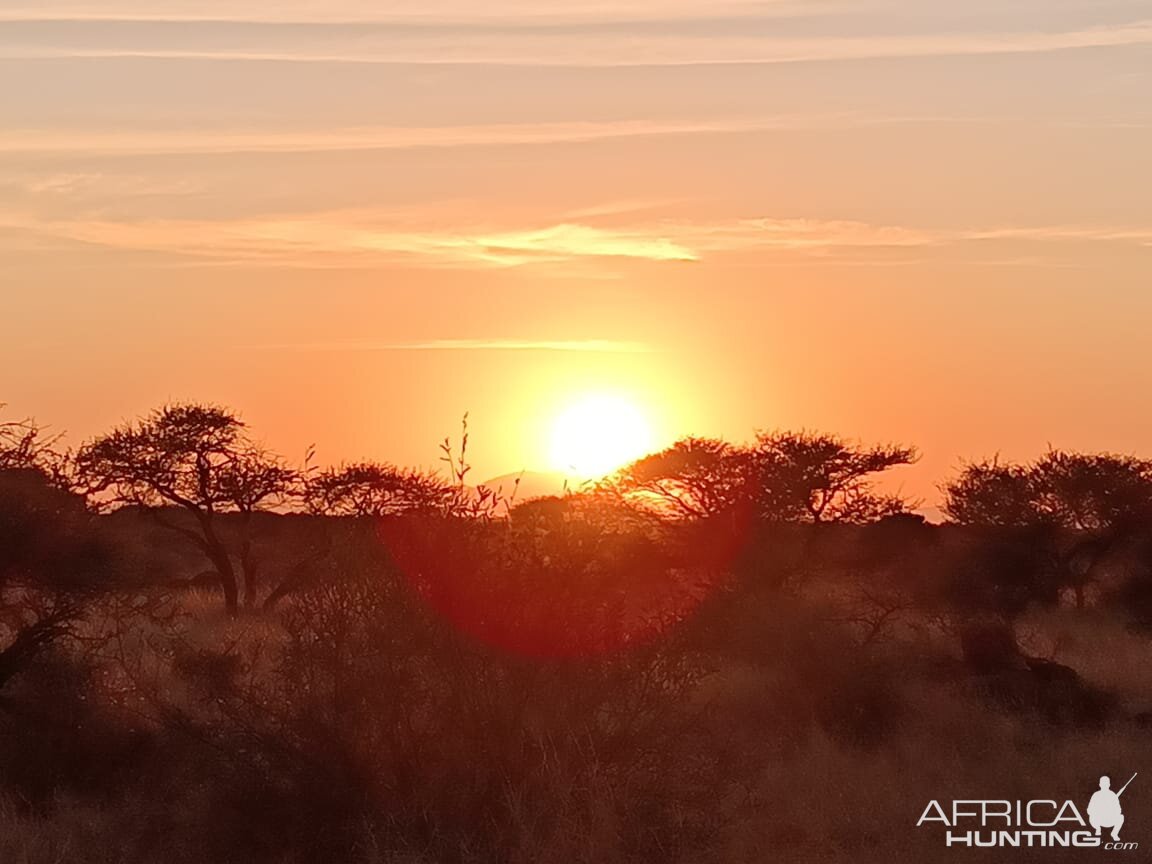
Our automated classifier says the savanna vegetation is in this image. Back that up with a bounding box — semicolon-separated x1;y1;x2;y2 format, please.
2;401;1152;863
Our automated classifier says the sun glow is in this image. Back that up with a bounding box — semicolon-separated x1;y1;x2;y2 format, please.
548;393;654;479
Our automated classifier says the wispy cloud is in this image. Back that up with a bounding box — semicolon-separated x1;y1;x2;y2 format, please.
680;218;941;251
8;114;1118;160
3;171;199;199
255;338;653;352
0;116;859;157
3;20;1150;66
2;209;1149;270
668;218;1152;252
0;211;699;266
0;0;820;25
958;226;1152;245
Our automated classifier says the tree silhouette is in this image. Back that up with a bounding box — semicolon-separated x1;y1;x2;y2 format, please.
304;461;456;518
1032;450;1152;531
940;459;1042;526
0;468;114;695
754;431;918;523
0;405;72;487
74;404;296;613
944;450;1152;607
0;414;43;472
607;437;757;519
610;432;917;525
944;450;1152;531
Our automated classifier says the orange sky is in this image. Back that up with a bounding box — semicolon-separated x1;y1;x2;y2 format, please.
2;1;1152;503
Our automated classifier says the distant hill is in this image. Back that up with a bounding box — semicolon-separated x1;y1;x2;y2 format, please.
480;470;573;503
914;505;945;525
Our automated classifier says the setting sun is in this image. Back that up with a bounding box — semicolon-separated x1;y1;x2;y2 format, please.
548;393;654;479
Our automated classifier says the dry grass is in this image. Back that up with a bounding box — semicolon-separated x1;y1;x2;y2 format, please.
5;574;1152;863
1020;606;1152;706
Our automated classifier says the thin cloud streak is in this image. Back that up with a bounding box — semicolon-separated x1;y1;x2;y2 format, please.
0;1;819;25
687;219;1152;252
254;339;654;353
0;212;700;266
3;21;1150;66
3;210;1150;270
0;116;865;157
4;114;1122;160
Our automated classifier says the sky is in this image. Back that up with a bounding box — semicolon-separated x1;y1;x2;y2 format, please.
2;0;1151;501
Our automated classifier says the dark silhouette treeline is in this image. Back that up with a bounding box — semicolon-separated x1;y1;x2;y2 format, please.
3;402;1152;862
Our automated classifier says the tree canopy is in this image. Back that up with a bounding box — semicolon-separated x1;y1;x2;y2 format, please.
609;431;917;524
304;461;457;517
943;450;1152;530
74;404;296;613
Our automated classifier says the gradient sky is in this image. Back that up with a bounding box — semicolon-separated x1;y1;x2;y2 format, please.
2;0;1151;501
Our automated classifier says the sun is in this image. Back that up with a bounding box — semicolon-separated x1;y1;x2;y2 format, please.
549;393;654;479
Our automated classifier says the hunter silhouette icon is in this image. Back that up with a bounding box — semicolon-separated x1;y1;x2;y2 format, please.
1088;773;1136;841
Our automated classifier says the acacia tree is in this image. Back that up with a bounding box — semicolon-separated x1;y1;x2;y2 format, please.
304;462;456;518
0;407;101;693
0;413;43;472
939;459;1041;526
1032;451;1152;531
943;450;1152;608
607;437;758;519
610;432;916;524
75;404;296;614
0;467;115;697
0;404;74;488
753;431;918;523
943;451;1152;530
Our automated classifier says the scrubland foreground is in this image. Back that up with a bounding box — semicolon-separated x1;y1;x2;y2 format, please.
3;404;1152;863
